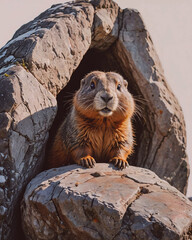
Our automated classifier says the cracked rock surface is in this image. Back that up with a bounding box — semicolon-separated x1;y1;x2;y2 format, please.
0;0;189;238
21;164;192;240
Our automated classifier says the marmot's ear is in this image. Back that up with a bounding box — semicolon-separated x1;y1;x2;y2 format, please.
80;78;85;87
124;80;128;88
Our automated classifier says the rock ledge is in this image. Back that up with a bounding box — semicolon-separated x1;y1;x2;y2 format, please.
22;164;192;240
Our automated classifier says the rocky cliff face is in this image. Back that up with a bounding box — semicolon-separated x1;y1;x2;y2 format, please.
0;0;190;239
21;164;192;240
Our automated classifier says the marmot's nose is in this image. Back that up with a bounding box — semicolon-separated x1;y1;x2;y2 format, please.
101;94;113;103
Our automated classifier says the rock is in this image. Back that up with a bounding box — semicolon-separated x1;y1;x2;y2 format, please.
12;2;94;97
0;66;57;238
0;0;189;238
21;164;192;240
91;0;120;50
0;188;4;203
112;9;189;193
0;176;6;187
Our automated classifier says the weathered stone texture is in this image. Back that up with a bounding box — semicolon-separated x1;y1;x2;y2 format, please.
21;164;192;240
113;9;189;193
27;3;94;96
91;0;120;50
0;0;189;239
0;65;57;239
0;2;94;96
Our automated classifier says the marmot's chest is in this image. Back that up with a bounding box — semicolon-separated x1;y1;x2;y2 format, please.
87;127;122;161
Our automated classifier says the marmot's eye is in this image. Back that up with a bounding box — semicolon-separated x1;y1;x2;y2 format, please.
90;81;95;90
117;84;121;91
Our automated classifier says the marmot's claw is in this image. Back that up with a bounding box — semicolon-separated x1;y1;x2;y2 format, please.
80;156;96;168
109;157;129;170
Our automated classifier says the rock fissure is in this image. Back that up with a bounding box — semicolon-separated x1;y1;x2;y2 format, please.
15;75;35;123
51;195;65;228
139;131;153;168
48;181;61;202
125;185;150;211
11;129;32;144
56;171;74;182
149;130;170;169
168;218;179;233
82;176;96;184
91;197;95;208
117;8;124;38
121;174;141;184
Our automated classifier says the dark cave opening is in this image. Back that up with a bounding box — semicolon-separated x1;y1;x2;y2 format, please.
46;46;147;167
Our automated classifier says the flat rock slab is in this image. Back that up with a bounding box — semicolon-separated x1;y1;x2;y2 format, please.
22;164;192;240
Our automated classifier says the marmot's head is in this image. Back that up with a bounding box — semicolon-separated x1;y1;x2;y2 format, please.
74;71;135;121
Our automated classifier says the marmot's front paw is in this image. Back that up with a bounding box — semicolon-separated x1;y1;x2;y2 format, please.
79;156;96;168
109;157;129;169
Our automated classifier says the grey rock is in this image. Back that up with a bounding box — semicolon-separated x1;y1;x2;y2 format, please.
0;77;15;112
17;2;94;96
91;0;120;50
0;113;12;138
0;176;6;187
21;164;192;240
0;206;7;218
113;8;189;193
0;0;189;239
0;65;57;238
0;188;4;203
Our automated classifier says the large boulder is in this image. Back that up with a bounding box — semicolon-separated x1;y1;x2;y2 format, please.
0;0;189;238
21;163;192;240
0;66;57;239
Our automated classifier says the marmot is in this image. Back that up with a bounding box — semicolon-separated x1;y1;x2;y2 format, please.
47;71;135;169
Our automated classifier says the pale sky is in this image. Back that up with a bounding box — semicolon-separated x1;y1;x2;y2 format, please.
0;0;191;196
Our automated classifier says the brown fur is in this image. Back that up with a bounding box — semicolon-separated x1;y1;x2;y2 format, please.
47;71;135;169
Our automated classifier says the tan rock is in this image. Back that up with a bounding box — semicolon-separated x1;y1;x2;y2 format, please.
21;164;192;240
